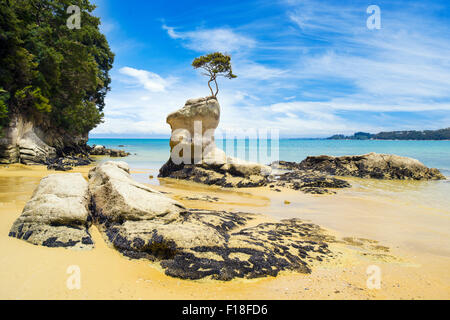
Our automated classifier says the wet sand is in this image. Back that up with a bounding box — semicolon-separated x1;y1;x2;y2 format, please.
0;163;449;299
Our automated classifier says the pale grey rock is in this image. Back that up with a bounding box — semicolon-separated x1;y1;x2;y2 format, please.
89;161;183;222
159;97;272;187
9;173;93;249
0;113;88;164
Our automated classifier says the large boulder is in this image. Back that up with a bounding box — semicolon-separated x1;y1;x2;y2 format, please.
89;161;183;222
91;161;335;280
9;173;94;249
159;97;272;187
297;153;445;180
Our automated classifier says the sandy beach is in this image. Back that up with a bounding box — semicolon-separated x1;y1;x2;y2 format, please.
0;162;449;300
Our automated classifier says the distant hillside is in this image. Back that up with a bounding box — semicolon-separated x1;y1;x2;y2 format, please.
328;128;450;140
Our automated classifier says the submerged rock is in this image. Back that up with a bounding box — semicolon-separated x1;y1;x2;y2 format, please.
274;170;351;194
9;173;93;249
297;153;445;180
159;97;271;187
46;156;92;171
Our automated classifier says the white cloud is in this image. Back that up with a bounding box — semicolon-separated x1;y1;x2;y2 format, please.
286;1;450;109
118;67;175;92
93;2;450;138
235;62;287;80
162;25;255;53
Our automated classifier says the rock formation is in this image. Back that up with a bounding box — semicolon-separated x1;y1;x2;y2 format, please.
159;97;272;187
10;161;336;280
0;114;89;164
296;153;445;180
88;145;130;157
9;173;93;249
90;161;335;279
271;162;352;194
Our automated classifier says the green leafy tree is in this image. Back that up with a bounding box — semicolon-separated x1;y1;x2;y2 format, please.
0;0;114;135
0;89;9;134
192;52;236;97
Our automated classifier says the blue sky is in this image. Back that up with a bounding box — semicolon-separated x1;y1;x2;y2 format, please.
90;0;450;138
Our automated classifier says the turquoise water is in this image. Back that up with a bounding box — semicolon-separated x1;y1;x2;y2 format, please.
88;139;450;177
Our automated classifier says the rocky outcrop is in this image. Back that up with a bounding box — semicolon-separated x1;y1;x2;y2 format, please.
296;153;445;180
271;164;352;194
89;161;183;223
18;131;57;164
88;161;335;280
0;113;89;164
9;173;93;249
46;156;92;171
159;97;272;187
88;145;130;157
8;161;337;279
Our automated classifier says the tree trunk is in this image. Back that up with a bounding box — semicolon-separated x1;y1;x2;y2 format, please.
207;79;214;97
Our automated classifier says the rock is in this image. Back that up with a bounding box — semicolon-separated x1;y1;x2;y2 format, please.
159;97;271;187
274;170;351;194
181;195;220;202
269;161;351;194
160;161;269;188
8;160;339;280
9;173;93;249
161;216;335;280
89;161;183;222
88;145;130;157
18;131;57;164
0;113;90;164
297;153;445;180
46;156;92;171
0;145;19;164
91;161;335;280
166;96;225;165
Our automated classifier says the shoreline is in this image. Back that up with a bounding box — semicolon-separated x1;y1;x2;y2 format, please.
0;161;449;299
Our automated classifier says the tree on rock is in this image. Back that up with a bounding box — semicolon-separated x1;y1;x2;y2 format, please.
192;52;237;97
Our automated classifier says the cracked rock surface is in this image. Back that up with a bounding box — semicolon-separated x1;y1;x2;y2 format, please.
9;173;93;249
90;162;336;280
9;161;337;280
296;153;445;180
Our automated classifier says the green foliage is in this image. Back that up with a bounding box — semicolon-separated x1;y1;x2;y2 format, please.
15;86;52;113
328;128;450;140
0;0;114;134
192;52;236;97
0;89;9;127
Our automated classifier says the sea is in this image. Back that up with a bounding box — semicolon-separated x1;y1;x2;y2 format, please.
88;138;450;178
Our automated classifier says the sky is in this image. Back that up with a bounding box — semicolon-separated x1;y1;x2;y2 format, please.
89;0;450;138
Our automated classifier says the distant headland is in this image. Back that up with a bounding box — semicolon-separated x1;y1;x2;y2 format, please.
327;128;450;140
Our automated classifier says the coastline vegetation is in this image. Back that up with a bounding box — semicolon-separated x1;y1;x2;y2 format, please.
0;0;114;135
328;128;450;140
192;52;236;97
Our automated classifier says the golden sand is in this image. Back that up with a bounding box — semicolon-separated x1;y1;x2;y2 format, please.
0;163;449;299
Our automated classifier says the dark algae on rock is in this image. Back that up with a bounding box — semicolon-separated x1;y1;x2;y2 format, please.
9;160;401;281
297;153;445;180
87;161;337;280
9;173;94;249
